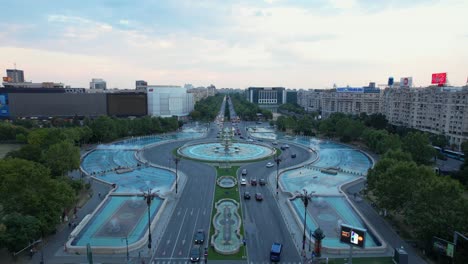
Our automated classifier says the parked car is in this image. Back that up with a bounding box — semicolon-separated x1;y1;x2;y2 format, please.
194;229;205;244
259;179;266;186
266;162;274;168
251;178;257;186
244;191;251;199
255;193;263;201
240;178;247;186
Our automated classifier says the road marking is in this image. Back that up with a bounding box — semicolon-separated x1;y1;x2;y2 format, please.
203;208;206;215
170;208;188;258
190;208;194;215
177;210;181;216
166;239;171;244
181;239;185;245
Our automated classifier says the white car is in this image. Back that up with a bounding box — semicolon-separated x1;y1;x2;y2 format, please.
240;178;247;185
272;141;278;145
266;162;275;168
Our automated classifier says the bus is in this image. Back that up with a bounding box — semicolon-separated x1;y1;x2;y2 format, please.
433;146;465;161
270;242;282;262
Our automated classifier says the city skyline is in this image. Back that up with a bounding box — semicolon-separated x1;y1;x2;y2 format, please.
1;0;467;88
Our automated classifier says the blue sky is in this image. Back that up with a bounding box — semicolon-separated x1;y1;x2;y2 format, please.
1;0;467;88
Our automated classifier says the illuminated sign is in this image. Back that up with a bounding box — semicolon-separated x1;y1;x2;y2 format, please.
432;73;447;85
0;94;10;117
432;237;454;258
340;224;366;248
336;87;364;93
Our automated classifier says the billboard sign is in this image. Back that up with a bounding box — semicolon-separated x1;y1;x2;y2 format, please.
400;77;413;87
336;87;364;93
432;73;447;85
388;77;394;86
2;77;12;82
0;94;10;117
340;224;366;248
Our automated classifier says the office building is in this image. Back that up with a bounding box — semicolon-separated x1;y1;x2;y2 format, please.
147;85;194;118
136;80;148;92
247;87;286;105
6;69;24;83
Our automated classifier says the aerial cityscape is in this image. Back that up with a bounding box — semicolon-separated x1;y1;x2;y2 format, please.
0;1;467;264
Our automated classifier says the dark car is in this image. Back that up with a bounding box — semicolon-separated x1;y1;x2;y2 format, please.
241;169;247;176
255;193;263;201
244;191;251;199
190;245;201;262
291;153;296;158
194;229;205;244
251;178;257;186
259;179;266;186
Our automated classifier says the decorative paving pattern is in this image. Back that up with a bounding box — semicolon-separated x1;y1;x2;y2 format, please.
211;199;242;254
217;176;237;188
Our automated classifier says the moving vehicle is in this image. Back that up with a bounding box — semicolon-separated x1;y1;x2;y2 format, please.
241;169;248;176
272;141;278;145
433;146;465;161
255;193;263;201
266;162;274;168
240;178;247;185
259;178;266;186
244;191;251;199
270;242;282;262
190;245;201;262
251;178;257;186
291;153;296;158
194;229;205;244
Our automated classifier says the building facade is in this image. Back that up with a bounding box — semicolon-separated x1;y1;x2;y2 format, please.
247;87;286;105
147;85;194;117
320;88;381;118
381;86;468;148
90;78;107;90
6;69;24;83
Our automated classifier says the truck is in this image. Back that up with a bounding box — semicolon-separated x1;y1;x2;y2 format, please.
270;242;282;262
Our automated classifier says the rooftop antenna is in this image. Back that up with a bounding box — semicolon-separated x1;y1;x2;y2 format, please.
14;62;16;70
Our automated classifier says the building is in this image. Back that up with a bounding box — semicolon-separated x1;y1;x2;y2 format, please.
381;86;468;149
286;90;298;104
90;78;107;90
320;87;381;118
6;69;24;83
297;89;324;113
147;85;194;118
247;87;286;105
136;80;148;92
207;84;216;96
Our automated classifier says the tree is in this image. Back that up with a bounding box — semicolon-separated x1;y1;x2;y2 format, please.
402;132;435;165
43;141;80;176
6;144;43;163
0;213;41;252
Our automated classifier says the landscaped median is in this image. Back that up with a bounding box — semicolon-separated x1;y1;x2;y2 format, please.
207;165;246;261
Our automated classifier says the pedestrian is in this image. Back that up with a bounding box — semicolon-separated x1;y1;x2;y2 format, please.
68;221;72;229
98;192;101;198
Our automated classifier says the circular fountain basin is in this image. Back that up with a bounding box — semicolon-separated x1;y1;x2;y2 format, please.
178;142;275;162
217;176;237;188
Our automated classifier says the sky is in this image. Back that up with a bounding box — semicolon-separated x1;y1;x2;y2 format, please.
0;0;467;89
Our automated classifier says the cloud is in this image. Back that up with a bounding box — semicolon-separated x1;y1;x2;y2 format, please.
119;19;129;25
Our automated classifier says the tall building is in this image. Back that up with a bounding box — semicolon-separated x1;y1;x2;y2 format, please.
136;80;147;91
90;78;107;90
381;86;468;149
147;85;194;117
321;87;381;118
6;69;24;83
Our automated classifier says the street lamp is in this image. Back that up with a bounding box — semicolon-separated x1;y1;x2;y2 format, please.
173;156;180;194
274;153;282;195
143;188;158;249
298;189;314;251
121;236;129;263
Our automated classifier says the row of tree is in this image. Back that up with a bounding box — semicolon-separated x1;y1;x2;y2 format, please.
190;94;224;121
229;94;273;120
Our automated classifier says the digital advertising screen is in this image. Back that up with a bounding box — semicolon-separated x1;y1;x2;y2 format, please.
340;224;366;248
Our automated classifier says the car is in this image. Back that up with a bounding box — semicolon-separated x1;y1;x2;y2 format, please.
259;179;266;186
281;144;290;150
272;141;278;145
291;153;296;158
266;162;274;168
240;178;247;185
251;178;257;186
244;191;251;199
240;136;245;139
241;169;247;176
255;193;263;201
194;229;205;244
190;245;201;262
247;139;254;142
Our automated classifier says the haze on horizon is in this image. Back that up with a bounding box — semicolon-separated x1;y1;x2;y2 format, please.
0;0;467;89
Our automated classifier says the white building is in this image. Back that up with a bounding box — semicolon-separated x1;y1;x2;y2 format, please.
147;85;194;117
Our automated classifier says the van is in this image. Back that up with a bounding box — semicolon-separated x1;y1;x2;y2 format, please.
270;242;282;262
241;169;247;176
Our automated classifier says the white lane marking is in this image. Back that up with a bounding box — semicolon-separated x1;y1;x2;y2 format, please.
170;208;188;258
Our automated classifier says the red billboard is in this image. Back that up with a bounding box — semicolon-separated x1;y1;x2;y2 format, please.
432;73;447;85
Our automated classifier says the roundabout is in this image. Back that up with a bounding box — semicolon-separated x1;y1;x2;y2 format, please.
178;142;275;162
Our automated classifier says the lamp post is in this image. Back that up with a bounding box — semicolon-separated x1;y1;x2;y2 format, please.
143;188;158;249
274;153;282;195
298;189;314;251
121;236;129;263
173;156;180;194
